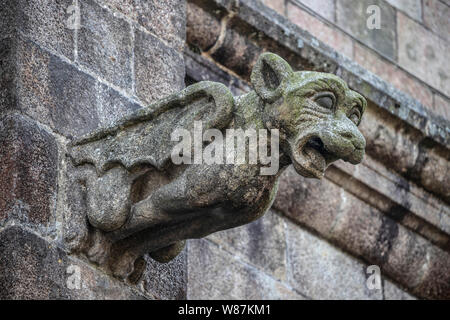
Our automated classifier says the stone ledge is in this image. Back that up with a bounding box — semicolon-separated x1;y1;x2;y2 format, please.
187;238;306;299
273;167;450;299
328;157;450;250
184;49;251;96
0;225;147;299
0;35;148;139
188;216;416;300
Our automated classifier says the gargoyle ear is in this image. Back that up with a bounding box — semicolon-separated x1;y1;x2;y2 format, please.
251;52;293;103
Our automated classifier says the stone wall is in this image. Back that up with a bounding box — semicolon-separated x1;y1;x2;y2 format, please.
1;0;449;300
0;0;186;299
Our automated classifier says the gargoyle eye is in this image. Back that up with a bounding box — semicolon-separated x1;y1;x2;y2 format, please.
348;108;361;125
314;92;336;110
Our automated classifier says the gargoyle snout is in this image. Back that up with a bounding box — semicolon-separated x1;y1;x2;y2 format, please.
339;129;365;149
321;117;366;165
336;126;365;164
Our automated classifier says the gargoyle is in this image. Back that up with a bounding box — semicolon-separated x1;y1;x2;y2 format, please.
64;53;366;280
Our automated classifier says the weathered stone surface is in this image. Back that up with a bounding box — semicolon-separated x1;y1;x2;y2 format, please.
287;2;353;58
95;0;186;51
0;226;146;299
381;226;426;286
440;212;450;236
359;102;422;174
192;51;449;207
187;1;222;51
189;0;449;150
345;203;450;299
1;0;74;59
433;94;450;121
326;157;450;251
261;0;286;16
0;0;16;40
210;21;264;79
332;194;394;265
142;248;187;300
383;281;416;300
413;245;450;299
336;0;396;59
185;49;251;96
0;114;57;226
295;0;336;22
418;145;450;204
136;0;186;51
275;167;386;264
95;0;138;20
423;0;450;41
274;167;450;299
187;239;305;299
207;211;287;280
353;43;434;110
347;96;449;203
0;38;16;113
1;0;194;301
274;166;340;236
397;12;450;97
134;29;185;104
285;220;382;300
15;39;100;137
97;83;141;126
385;0;422;22
78;0;132;90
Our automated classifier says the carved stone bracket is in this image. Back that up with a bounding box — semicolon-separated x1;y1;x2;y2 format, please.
64;53;366;281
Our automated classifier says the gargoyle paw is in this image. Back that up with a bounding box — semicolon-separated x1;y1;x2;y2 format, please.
111;252;137;280
86;230;111;265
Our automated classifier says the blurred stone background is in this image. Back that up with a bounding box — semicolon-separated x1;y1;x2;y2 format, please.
0;0;449;299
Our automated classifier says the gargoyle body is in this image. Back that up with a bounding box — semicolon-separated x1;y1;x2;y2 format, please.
65;53;366;280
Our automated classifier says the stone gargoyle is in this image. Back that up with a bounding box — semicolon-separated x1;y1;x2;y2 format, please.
64;53;366;280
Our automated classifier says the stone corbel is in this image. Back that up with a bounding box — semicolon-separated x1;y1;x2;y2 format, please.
64;52;367;281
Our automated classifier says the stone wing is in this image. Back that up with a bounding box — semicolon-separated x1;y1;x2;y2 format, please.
69;81;234;173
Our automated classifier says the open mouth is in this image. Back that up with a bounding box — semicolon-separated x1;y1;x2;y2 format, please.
295;136;337;178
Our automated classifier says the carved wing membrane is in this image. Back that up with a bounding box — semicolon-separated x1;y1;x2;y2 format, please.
70;81;234;173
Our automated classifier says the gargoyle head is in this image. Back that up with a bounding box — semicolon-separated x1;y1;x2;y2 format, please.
251;52;366;179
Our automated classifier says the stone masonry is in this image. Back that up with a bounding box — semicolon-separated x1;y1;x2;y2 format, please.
0;0;186;299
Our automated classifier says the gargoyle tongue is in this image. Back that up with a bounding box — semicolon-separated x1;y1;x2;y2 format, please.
303;145;327;174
